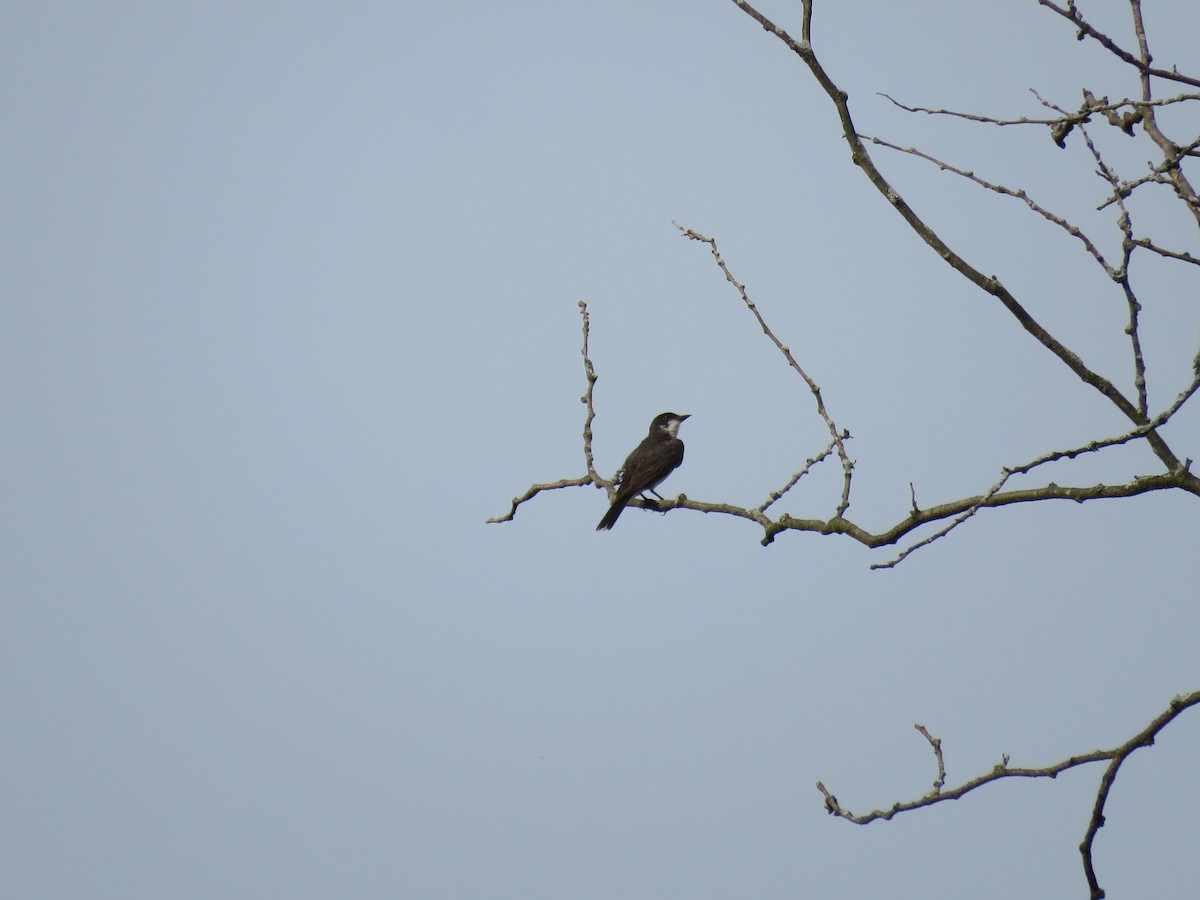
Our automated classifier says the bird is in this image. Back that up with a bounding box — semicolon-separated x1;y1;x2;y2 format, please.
596;412;690;531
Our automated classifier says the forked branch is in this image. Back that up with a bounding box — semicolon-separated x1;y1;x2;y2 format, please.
817;692;1200;900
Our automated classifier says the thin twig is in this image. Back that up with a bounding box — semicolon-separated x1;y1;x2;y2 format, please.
673;220;856;517
1129;237;1200;266
860;133;1115;275
1037;0;1200;89
914;724;946;793
578;301;602;486
756;436;839;514
485;476;595;524
879;90;1200;126
1074;121;1148;414
872;371;1200;567
1097;135;1200;210
486;302;606;524
1128;1;1200;229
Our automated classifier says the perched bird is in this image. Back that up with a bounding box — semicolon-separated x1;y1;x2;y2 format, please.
596;412;690;531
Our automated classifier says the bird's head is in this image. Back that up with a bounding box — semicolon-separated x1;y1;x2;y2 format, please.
652;412;690;438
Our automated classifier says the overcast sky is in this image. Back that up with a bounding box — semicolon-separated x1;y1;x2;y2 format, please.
4;1;1199;897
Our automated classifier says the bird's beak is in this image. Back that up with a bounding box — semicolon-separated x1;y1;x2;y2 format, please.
679;414;691;421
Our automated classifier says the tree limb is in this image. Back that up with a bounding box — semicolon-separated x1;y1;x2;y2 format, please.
816;691;1200;900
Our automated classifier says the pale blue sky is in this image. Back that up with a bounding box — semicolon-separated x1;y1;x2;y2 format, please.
3;1;1198;897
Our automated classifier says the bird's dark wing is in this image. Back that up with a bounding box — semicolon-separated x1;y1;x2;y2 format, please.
597;436;685;531
617;437;684;498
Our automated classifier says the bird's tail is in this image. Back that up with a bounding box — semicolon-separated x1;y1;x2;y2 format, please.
596;496;627;531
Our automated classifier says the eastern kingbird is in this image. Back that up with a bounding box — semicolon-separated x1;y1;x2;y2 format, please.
596;412;690;531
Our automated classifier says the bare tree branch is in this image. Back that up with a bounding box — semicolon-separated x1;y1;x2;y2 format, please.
878;89;1200;127
486;301;606;524
859;133;1117;274
1073;121;1149;414
1126;0;1200;228
913;724;946;793
756;436;839;514
672;221;856;517
484;475;595;524
1037;0;1200;89
1097;134;1200;211
488;274;1200;547
1130;236;1200;266
578;300;601;486
492;2;1200;553
728;0;1184;471
872;376;1200;567
816;691;1200;900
